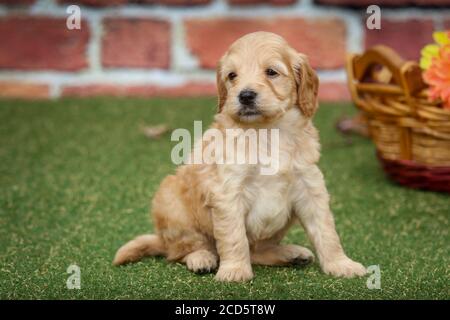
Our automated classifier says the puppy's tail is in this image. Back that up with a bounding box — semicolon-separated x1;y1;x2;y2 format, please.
113;234;165;266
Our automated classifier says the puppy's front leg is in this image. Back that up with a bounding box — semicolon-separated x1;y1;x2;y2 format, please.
212;201;253;282
294;165;366;278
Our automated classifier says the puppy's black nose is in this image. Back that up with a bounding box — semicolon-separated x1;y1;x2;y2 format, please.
238;90;257;106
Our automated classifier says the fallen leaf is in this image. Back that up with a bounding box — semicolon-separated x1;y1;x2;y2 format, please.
141;124;169;139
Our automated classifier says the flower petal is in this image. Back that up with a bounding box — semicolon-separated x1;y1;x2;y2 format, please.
433;31;450;46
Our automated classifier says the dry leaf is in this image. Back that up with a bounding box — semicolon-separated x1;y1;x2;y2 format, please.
141;124;169;139
336;114;369;137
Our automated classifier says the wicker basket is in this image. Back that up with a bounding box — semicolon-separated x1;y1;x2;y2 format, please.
346;45;450;193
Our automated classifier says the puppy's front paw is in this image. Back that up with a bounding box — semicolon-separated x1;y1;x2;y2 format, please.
322;257;367;278
215;263;253;282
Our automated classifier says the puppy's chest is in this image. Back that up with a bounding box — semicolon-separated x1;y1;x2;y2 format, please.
242;174;294;240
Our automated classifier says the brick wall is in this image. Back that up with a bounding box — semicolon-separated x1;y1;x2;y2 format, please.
0;0;449;100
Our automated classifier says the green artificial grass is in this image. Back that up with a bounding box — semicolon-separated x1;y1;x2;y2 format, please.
0;97;448;300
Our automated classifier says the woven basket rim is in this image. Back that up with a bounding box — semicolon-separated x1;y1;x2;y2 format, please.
376;151;450;171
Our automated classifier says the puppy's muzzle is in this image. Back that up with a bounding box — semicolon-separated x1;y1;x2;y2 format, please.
238;89;260;116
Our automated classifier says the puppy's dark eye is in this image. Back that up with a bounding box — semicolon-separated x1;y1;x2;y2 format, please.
265;68;279;77
228;72;237;81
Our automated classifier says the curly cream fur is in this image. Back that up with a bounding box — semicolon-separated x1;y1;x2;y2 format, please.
114;32;366;282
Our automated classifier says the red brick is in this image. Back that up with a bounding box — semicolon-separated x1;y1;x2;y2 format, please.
318;82;351;102
0;17;89;71
57;0;211;5
102;18;170;69
414;0;450;4
140;0;211;4
61;82;216;98
315;0;450;6
228;0;296;5
0;81;50;99
0;0;35;5
365;19;434;61
185;18;346;70
57;0;127;6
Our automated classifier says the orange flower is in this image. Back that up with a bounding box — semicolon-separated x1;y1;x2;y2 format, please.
422;31;450;109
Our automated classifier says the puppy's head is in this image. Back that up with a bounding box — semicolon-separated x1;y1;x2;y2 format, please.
217;32;319;123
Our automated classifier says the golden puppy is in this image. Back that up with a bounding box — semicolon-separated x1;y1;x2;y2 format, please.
114;32;366;282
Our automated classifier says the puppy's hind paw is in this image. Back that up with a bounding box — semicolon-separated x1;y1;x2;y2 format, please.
215;264;253;282
183;249;218;274
286;245;315;266
291;255;314;267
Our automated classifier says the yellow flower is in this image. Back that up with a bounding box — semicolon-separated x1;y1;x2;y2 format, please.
420;31;450;70
422;31;450;109
433;31;450;46
420;44;439;69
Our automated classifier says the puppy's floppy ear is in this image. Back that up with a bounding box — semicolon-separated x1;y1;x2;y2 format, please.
216;59;227;113
291;52;319;118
